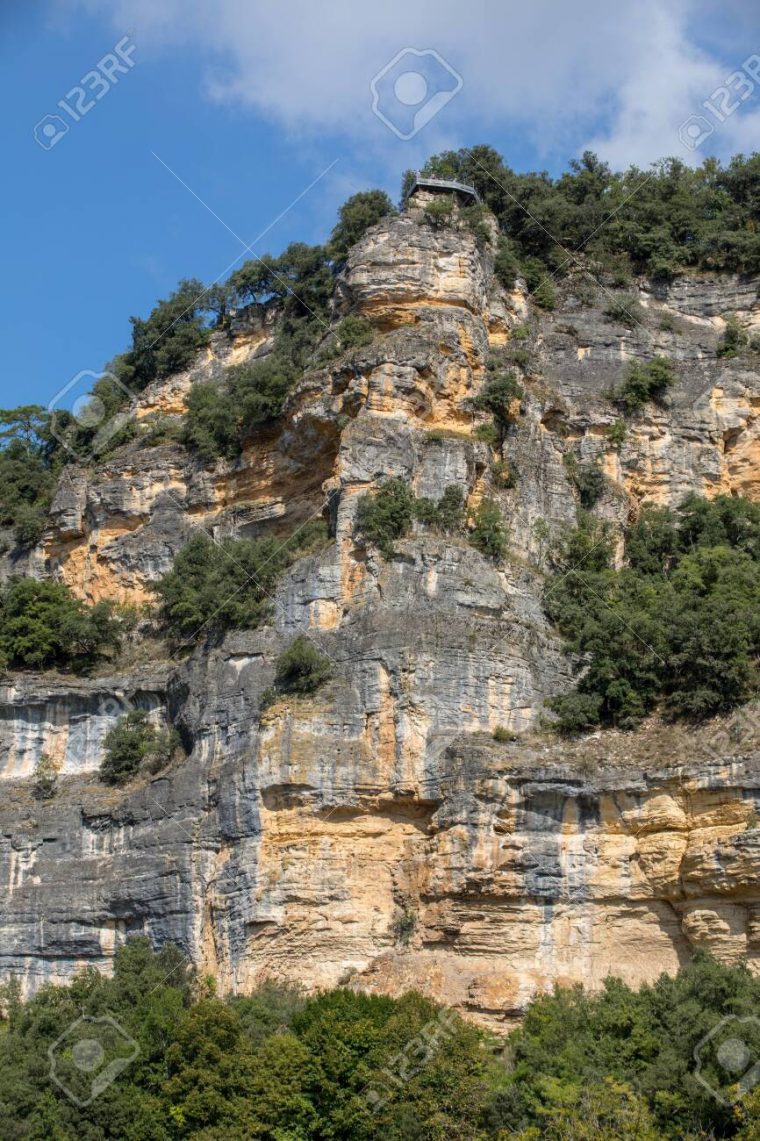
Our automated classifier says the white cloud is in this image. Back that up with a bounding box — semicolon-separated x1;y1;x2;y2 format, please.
55;0;760;168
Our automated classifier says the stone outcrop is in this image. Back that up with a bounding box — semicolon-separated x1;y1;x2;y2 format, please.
1;202;760;1027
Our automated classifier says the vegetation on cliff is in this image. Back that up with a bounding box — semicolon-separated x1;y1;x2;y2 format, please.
99;708;180;785
356;478;506;561
2;941;760;1138
0;405;64;547
546;493;760;730
418;145;760;282
0;577;121;672
155;520;328;645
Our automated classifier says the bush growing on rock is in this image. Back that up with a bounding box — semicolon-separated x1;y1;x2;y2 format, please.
471;368;524;448
318;316;374;363
613;355;676;414
100;709;179;785
356;478;416;559
327;189;395;263
357;481;468;558
183;356;297;461
546;494;760;730
0;405;63;548
270;635;332;698
0;577;120;672
470;498;509;561
157;522;328;645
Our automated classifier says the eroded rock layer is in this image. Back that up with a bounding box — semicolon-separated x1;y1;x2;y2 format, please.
1;203;760;1028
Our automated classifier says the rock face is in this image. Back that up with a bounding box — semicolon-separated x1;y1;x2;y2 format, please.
1;201;760;1027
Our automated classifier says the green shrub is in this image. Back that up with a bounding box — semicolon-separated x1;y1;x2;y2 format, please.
545;494;760;728
413;485;465;534
391;906;417;945
471;369;524;448
0;577;119;672
319;316;374;362
356;478;415;559
0;406;62;548
115;278;212;394
422;196;455;228
614;355;676;414
522;256;557;309
470;498;508;560
509;347;532;370
32;753;58;800
547;691;604;736
271;635;332;697
492;725;513;742
603;295;644;326
474;421;499;446
99;708;179;785
183;355;298;461
606;418;627;449
327;189;394;263
157;522;327;644
565;454;606;508
717;315;749;358
460;202;492;247
493;236;521;289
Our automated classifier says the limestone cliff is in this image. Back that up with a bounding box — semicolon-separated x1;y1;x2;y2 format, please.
2;197;760;1029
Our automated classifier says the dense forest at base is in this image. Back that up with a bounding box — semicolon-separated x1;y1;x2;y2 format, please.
2;941;760;1139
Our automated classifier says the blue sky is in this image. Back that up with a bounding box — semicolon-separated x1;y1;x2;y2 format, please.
2;0;759;411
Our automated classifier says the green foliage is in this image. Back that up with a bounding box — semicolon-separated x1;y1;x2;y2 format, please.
422;195;455;227
0;405;62;548
509;347;532;370
327;189;394;262
392;906;417;945
494;236;521;289
522;256;557;309
357;481;469;559
718;316;750;358
545;495;760;730
156;521;328;645
0;577;120;672
461;202;493;246
182;356;297;461
603;295;644;326
319;315;374;362
117;279;212;393
356;477;416;559
470;498;508;560
100;709;179;785
471;369;524;448
32;753;59;800
414;484;466;534
565;454;607;508
271;635;332;697
0;939;507;1139
8;939;760;1137
499;951;760;1139
418;146;760;279
492;725;513;742
547;691;604;736
606;418;627;449
614;355;676;414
